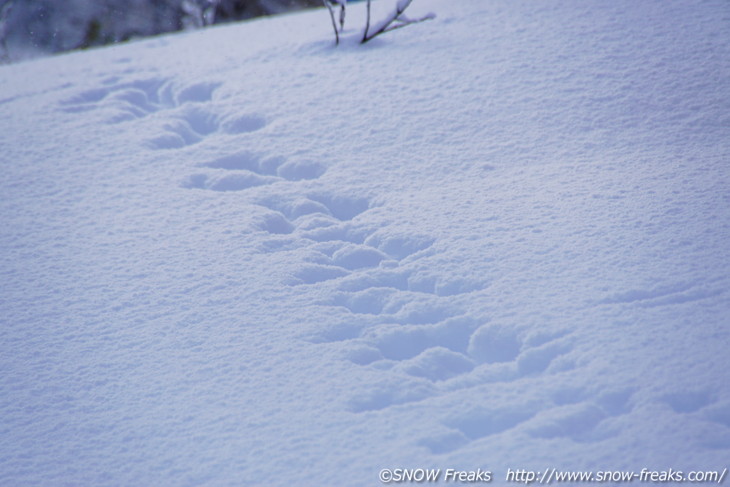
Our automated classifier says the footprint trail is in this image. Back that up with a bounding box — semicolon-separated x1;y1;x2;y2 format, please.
59;76;266;149
67;72;602;457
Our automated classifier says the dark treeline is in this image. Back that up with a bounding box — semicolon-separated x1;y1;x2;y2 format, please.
0;0;321;61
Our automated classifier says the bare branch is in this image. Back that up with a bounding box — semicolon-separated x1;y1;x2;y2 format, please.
361;0;433;44
322;0;339;45
363;0;371;42
338;1;346;31
379;12;434;35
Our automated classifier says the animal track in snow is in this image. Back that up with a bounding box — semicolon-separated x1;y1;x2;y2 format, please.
149;105;222;149
360;324;572;384
279;198;572;416
292;265;349;284
60;76;268;149
661;390;713;414
526;387;636;443
263;200;452;290
59;77;220;122
328;265;487;304
256;187;577;420
335;320;575;415
253;193;382;274
149;110;267;150
259;193;370;223
232;187;559;417
657;390;730;449
419;402;541;455
419;386;635;455
259;193;522;415
182;152;325;191
353;317;477;364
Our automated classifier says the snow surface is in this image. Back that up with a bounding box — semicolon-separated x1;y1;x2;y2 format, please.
1;0;729;485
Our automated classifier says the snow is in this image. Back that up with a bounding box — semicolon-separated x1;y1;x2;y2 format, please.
1;0;729;485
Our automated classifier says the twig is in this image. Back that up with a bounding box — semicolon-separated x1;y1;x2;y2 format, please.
322;0;339;45
361;0;433;44
338;1;346;31
363;0;371;42
378;13;434;36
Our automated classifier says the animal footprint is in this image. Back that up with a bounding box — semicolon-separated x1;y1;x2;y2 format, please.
345;317;478;383
364;233;434;260
245;191;496;416
59;76;270;149
466;324;522;364
149;105;220;149
657;390;730;449
397;347;475;382
527;387;636;443
59;77;220;123
290;265;349;285
335;267;486;300
332;244;389;270
259;193;370;224
183;171;278;192
149;108;268;149
467;325;574;377
421;403;538;454
528;403;610;442
331;288;402;315
253;194;374;259
182;152;326;191
661;390;712;414
659;388;730;450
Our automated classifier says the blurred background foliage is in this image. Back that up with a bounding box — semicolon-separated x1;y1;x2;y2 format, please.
0;0;322;62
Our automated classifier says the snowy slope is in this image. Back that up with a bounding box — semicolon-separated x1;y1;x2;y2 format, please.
1;0;729;485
